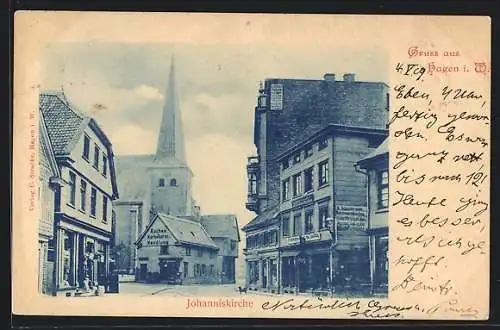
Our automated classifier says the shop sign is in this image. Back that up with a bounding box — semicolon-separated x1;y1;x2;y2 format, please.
270;83;283;110
303;232;321;242
335;205;367;231
144;228;170;246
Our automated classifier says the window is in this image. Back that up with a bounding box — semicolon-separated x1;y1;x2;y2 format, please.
158;178;165;187
304;167;314;192
80;179;87;211
83;135;90;160
305;145;314;158
293;213;302;236
197;249;203;257
160;245;169;255
201;264;207;276
90;187;97;217
282;178;290;201
319;160;329;186
209;265;214;276
102;154;107;177
185;247;191;256
292;173;302;197
282;158;289;170
318;138;328;150
68;172;76;206
379;170;389;209
102;196;108;222
248;173;257;195
293;153;301;164
170;178;177;186
231;240;237;250
305;210;314;233
93;144;100;169
318;204;329;229
386;92;390;111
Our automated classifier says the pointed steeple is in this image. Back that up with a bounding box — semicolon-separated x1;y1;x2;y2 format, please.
155;55;186;163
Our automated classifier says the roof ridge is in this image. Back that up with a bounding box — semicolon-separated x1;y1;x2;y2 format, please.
40;90;87;120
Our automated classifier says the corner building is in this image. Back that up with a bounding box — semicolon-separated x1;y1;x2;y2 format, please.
242;73;389;294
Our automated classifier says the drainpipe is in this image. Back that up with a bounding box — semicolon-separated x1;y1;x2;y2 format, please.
354;162;373;295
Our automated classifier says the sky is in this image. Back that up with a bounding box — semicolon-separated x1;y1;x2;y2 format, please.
40;42;388;233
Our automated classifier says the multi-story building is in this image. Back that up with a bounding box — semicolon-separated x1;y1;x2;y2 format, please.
114;57;239;284
39;91;119;295
356;137;389;294
242;73;389;295
38;109;63;295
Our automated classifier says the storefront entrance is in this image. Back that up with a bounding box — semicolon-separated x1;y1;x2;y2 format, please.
159;259;181;284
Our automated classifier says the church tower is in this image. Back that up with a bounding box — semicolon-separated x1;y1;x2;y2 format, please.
148;56;196;217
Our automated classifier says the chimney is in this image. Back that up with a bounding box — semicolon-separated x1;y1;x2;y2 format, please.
343;73;356;82
323;73;336;81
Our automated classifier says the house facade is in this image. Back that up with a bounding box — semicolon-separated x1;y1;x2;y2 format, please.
243;73;389;295
38;109;63;295
356;137;389;294
40;91;119;295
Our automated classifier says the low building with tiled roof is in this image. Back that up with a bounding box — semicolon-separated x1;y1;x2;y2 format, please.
39;90;120;296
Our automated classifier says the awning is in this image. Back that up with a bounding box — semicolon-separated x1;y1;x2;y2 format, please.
280;251;300;258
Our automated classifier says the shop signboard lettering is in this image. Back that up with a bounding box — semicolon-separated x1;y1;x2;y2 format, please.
335;205;367;231
270;83;283;110
144;228;170;246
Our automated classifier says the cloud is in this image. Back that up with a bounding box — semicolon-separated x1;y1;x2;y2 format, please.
110;124;157;155
133;84;164;101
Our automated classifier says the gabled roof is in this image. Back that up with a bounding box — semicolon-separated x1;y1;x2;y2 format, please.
39;108;60;178
114;155;154;202
39;91;120;199
136;212;218;250
200;214;240;242
357;137;389;167
241;205;280;232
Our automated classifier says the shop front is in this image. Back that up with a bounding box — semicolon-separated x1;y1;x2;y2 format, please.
54;220;111;295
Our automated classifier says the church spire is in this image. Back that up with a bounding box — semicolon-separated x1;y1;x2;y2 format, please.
155;55;186;163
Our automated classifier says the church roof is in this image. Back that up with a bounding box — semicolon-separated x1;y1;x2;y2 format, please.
137;212;218;249
200;214;240;241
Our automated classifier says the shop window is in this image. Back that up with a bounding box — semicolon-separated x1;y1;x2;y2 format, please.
82;135;90;161
378;170;389;209
68;172;76;206
292;173;302;197
318;160;329;186
305;210;314;233
304;167;314;192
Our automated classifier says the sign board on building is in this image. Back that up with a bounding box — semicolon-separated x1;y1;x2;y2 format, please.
144;228;171;246
303;232;321;242
335;205;367;231
287;236;301;245
270;84;283;110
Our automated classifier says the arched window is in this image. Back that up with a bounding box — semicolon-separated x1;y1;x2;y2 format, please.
170;178;177;187
158;178;165;187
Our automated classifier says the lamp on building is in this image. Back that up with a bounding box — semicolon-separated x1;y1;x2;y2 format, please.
326;217;337;297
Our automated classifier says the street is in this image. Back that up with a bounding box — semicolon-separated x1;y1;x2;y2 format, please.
115;282;277;298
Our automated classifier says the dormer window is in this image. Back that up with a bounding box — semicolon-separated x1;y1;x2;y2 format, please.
158;178;165;187
318;138;328;150
293;153;301;164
